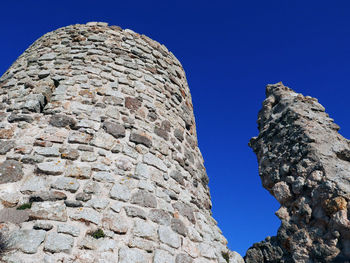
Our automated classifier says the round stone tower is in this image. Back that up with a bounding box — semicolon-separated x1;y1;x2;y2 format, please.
0;22;243;263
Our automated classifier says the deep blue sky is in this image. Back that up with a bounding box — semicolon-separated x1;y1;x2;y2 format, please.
1;0;350;256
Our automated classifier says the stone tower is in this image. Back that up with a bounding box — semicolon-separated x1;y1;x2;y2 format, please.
0;22;243;263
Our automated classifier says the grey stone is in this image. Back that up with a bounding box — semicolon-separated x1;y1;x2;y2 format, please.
49;114;76;128
0;140;14;155
86;198;109;210
37;160;65;175
124;206;147;219
76;192;92;202
0;208;29;224
44;232;74;253
21;154;45;164
170;170;185;186
60;148;80;160
69;207;101;225
35;147;60;157
131;190;157;208
172;201;196;224
29;191;67;202
83;181;101;194
81;151;97;162
91;131;116;150
93;172;115;183
110;183;131;201
68;131;92;144
154;249;175;263
33;222;53;231
20;176;48;193
8;113;33;123
65;164;91;179
130;131;152;147
64;200;83;207
103;213;129;234
148;209;171;226
9;229;46;254
0;160;23;184
176;253;193;263
57;224;80;237
29;201;67;222
52;177;80;192
103;121;125;138
119;247;149;263
143;153;167;172
158;226;180;248
135;163;150;179
132;218;158;240
171;218;187;236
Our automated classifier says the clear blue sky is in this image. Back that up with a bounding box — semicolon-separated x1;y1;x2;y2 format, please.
1;0;350;256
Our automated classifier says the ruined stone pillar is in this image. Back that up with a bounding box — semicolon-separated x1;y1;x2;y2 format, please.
0;22;243;263
248;83;350;262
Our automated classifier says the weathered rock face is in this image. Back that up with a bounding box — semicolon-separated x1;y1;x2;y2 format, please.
248;83;350;262
0;22;244;262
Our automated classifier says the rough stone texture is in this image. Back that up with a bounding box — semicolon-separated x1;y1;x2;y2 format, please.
247;82;350;262
0;22;240;263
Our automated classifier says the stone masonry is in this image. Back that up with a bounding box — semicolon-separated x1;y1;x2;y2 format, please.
0;22;244;263
247;83;350;262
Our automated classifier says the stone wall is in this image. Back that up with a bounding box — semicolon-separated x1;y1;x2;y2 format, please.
247;83;350;262
0;22;243;263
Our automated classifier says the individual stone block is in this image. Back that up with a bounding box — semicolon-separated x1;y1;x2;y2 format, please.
176;253;193;263
35;147;60;157
110;183;131;201
91;131;116;150
86;198;109;210
143;153;167;172
0;140;14;155
172;201;196;224
52;177;80;193
33;222;53;231
65;164;91;179
49;114;76;128
171;218;187;236
60;148;80;160
57;224;80;237
124;206;147;219
170;170;185;186
29;191;67;202
103;213;129;234
37;160;65;175
102;121;125;138
93;172;115;183
158;226;181;248
154;249;175;263
9;229;46;254
130;131;152;148
0;208;29;224
119;247;149;263
44;232;74;253
116;157;133;171
125;97;142;111
132;218;158;241
68;131;92;144
20;176;49;193
69;207;101;225
131;190;157;208
0;160;23;184
81;151;97;162
29;201;67;222
148;209;172;226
